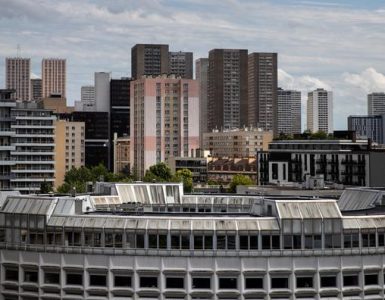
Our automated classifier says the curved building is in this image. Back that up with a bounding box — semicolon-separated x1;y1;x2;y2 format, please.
0;183;384;300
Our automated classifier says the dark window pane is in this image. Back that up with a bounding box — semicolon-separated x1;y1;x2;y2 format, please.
320;276;336;288
24;271;38;283
140;276;158;288
205;236;213;250
293;235;301;249
271;277;288;289
284;235;292;249
240;235;248;250
192;277;210;289
166;277;184;289
44;272;60;284
219;277;237;289
245;277;263;289
159;234;167;249
227;235;236;250
344;275;359;287
296;276;313;288
181;235;190;249
149;234;157;248
194;236;203;249
114;275;131;287
171;235;180;249
272;235;280;249
262;235;270;249
90;274;106;286
136;234;144;248
365;274;378;285
314;235;322;248
5;269;18;281
66;273;83;285
250;236;258;249
217;235;226;249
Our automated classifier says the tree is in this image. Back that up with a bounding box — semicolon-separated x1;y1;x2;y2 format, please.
172;169;193;193
228;174;254;193
40;180;53;194
310;130;328;140
143;162;173;182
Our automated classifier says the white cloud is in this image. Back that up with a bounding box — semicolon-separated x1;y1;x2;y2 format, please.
343;68;385;93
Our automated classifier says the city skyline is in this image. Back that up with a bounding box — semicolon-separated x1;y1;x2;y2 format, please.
1;0;385;129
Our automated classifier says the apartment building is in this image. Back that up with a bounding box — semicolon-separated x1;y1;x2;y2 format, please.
277;87;301;135
169;51;193;79
368;92;385;115
41;58;66;98
130;75;199;178
196;58;209;148
131;44;170;79
307;88;333;133
5;57;31;100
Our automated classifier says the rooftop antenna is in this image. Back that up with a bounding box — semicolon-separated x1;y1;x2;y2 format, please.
16;44;21;57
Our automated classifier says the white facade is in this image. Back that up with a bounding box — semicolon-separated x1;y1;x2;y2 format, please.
1;184;385;299
95;72;111;112
307;88;333;133
368;92;385;115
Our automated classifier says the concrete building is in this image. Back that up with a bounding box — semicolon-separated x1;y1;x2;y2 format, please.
11;102;56;193
368;92;385;115
196;58;209;148
131;44;169;79
258;139;385;187
208;157;257;184
130;75;199;178
3;183;385;299
75;85;96;111
208;49;248;131
248;53;278;133
168;150;209;183
0;90;17;190
41;58;66;98
5;57;31;100
95;72;111;113
54;120;85;189
203;127;273;158
307;88;333;133
277;87;301;135
348;115;385;144
169;51;193;79
30;78;42;101
113;134;130;175
39;94;73;114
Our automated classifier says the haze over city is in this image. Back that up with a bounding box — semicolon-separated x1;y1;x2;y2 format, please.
1;0;385;129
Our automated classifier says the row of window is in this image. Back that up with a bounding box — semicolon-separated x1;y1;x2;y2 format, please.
13;230;385;251
3;267;383;290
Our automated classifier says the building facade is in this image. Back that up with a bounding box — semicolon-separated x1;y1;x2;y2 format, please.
54;120;85;189
258;139;385;187
5;57;31;101
208;157;257;184
196;58;209;149
3;101;56;193
75;85;96;112
203;128;273;158
248;53;278;133
113;134;130;175
95;72;111;113
131;44;170;79
30;78;42;101
169;51;193;79
41;58;66;98
130;75;199;178
348;115;385;144
368;92;385;115
3;183;384;300
307;88;333;133
207;49;248;131
277;88;301;136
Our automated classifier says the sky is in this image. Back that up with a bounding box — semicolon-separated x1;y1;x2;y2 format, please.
1;0;385;130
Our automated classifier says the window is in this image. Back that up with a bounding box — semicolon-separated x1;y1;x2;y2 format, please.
194;235;213;250
343;274;359;286
89;274;107;286
136;234;145;248
114;275;131;287
245;277;263;289
166;277;184;289
344;233;360;248
296;276;313;288
365;274;378;285
44;272;60;284
325;234;341;249
140;276;158;288
5;268;18;281
271;277;289;289
218;277;237;289
320;275;337;288
262;235;280;250
24;270;38;283
362;233;376;247
192;277;211;289
66;273;83;285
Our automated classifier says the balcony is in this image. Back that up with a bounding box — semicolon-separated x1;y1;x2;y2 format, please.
0;157;16;165
0;129;15;136
0;145;15;151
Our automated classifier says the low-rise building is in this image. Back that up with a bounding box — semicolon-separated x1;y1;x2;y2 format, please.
348;114;385;144
208;157;257;184
113;134;130;175
203;127;273;158
258;139;385;187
